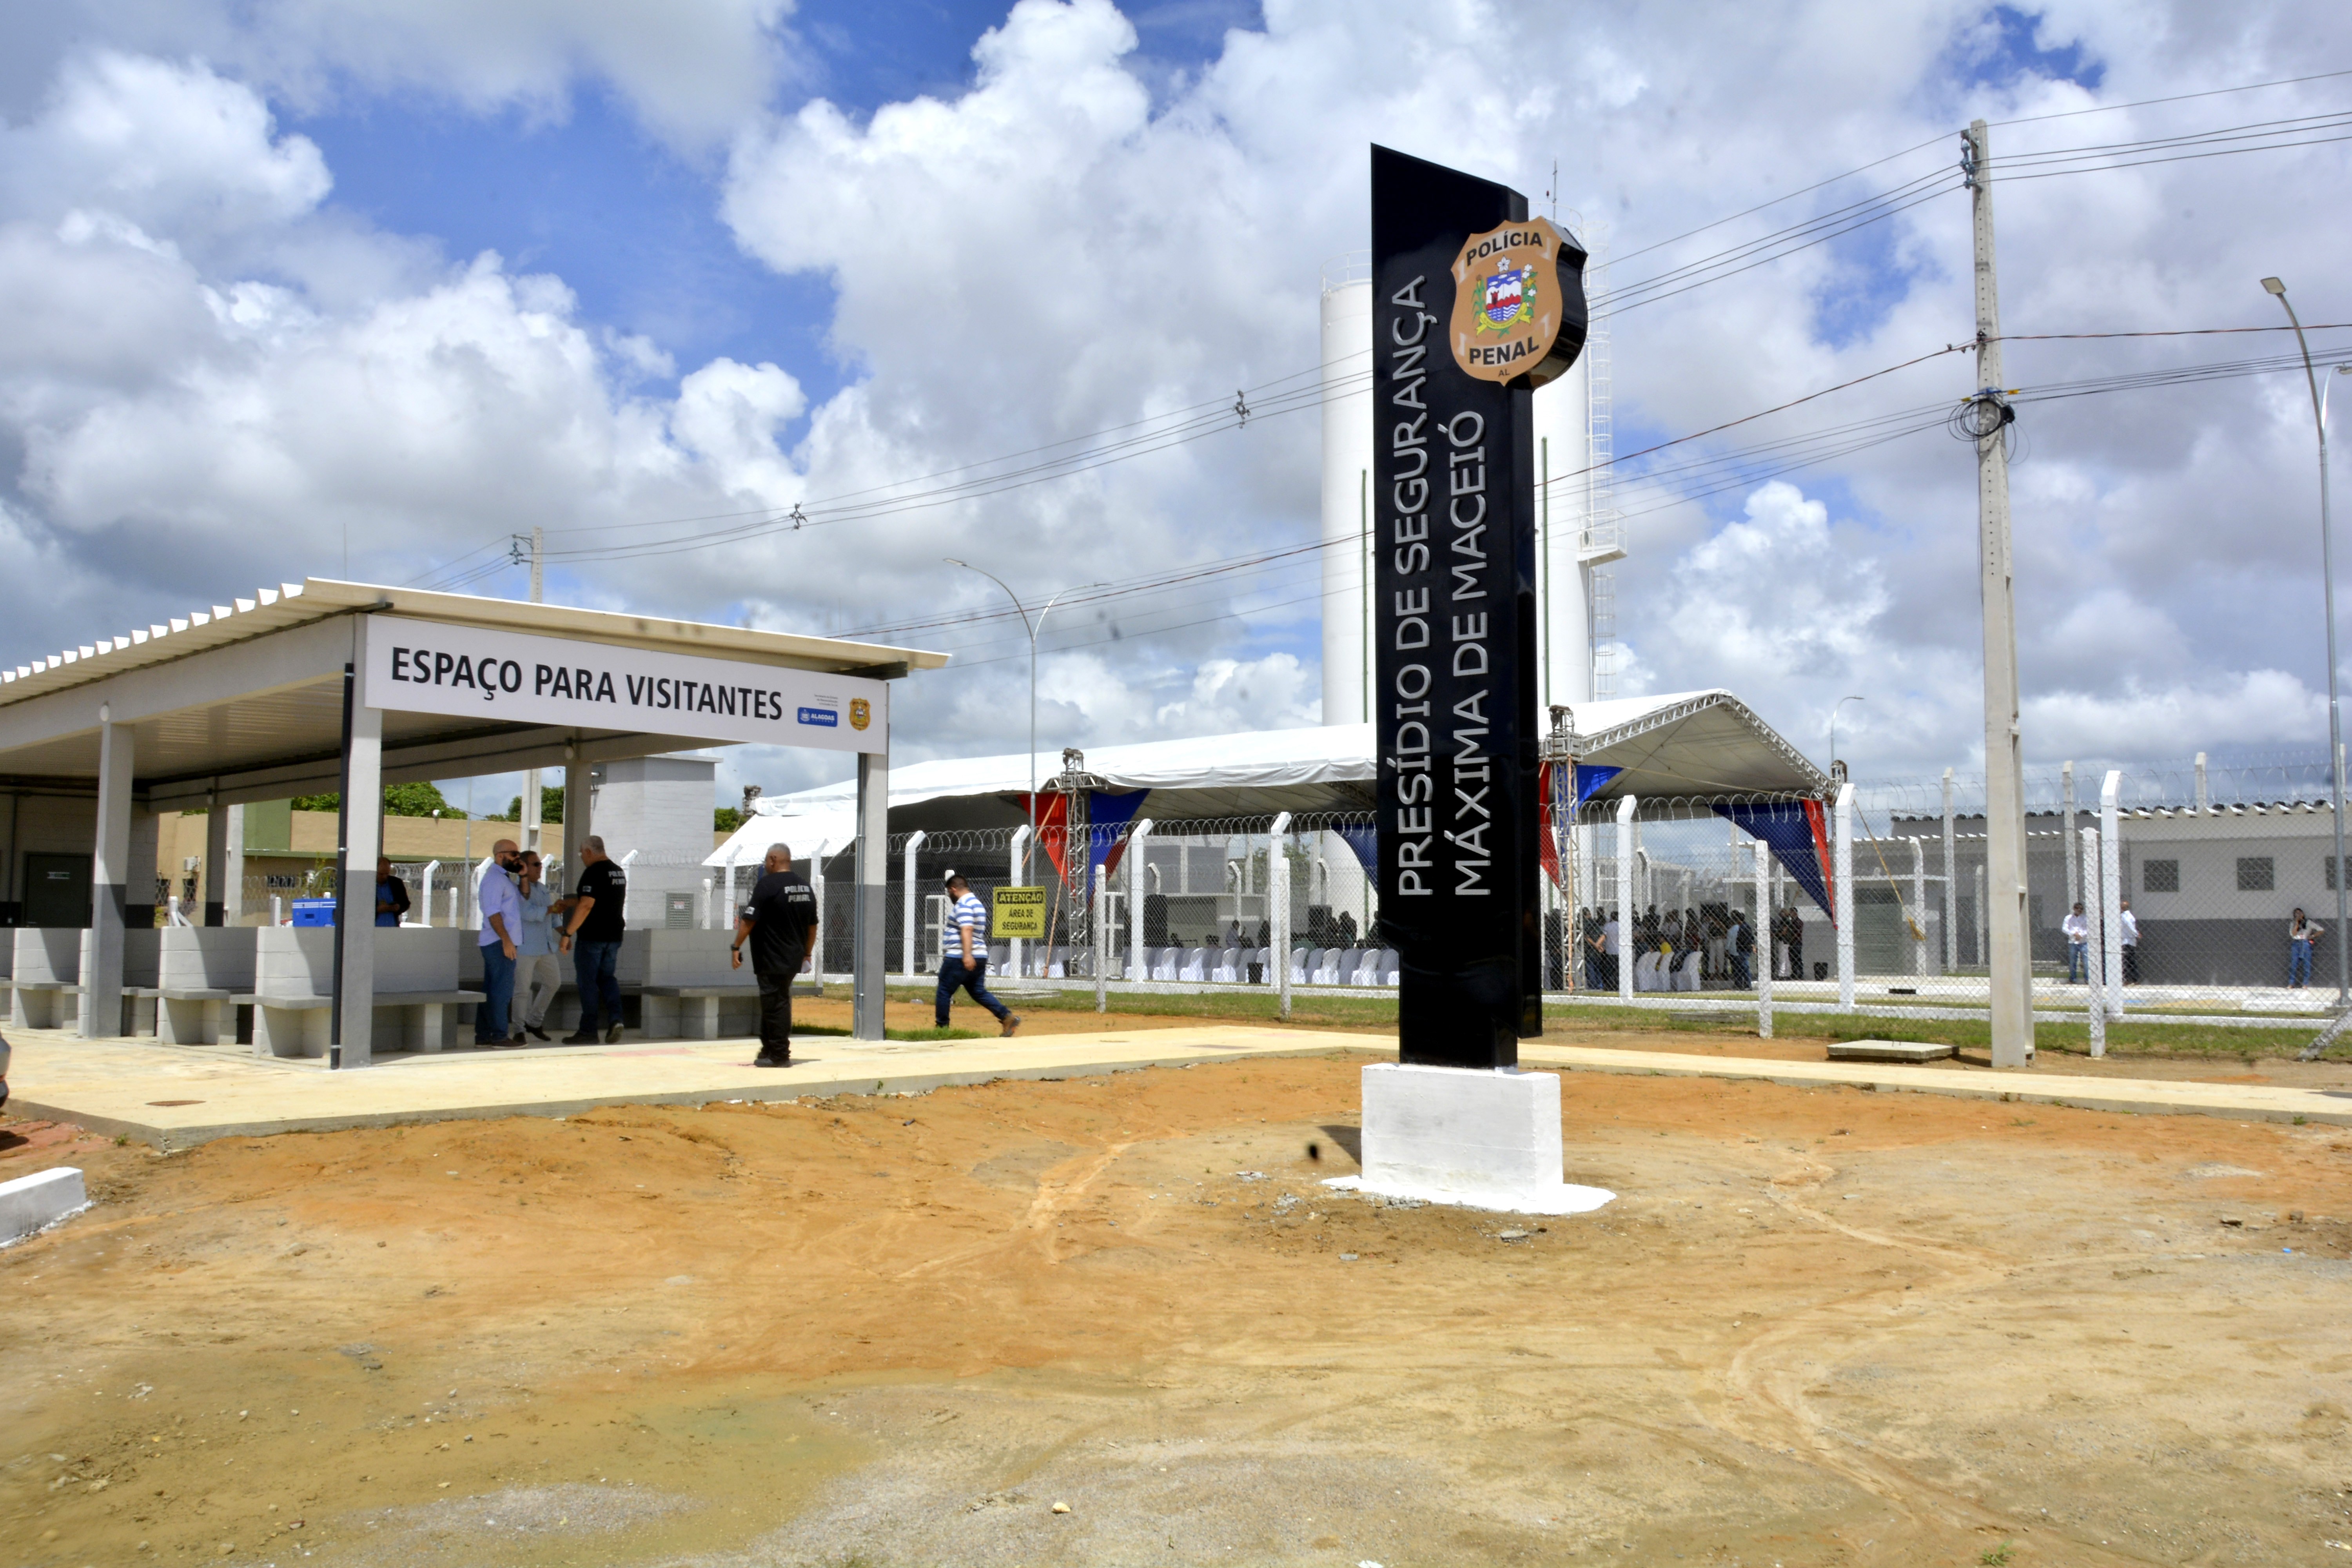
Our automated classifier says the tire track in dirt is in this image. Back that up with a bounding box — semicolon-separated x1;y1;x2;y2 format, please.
1705;1152;2169;1565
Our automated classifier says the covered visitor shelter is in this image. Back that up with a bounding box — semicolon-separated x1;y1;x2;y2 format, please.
711;689;1828;849
0;579;943;1062
704;689;1838;1000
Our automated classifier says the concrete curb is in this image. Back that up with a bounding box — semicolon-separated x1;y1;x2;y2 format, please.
0;1165;90;1245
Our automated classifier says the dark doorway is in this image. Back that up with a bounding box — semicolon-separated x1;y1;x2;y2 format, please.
22;852;90;927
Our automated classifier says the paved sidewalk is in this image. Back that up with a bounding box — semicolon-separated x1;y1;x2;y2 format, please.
2;1027;1371;1149
10;1027;2352;1149
1520;1041;2352;1126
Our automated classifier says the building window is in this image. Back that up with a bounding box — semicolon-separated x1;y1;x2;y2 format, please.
2332;856;2344;892
2142;859;2179;893
2238;857;2275;892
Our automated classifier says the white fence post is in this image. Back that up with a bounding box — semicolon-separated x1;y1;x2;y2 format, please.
419;861;439;927
1269;811;1292;1017
806;839;828;990
1008;826;1031;981
1094;871;1110;1014
2100;769;2124;1021
1127;819;1154;981
2082;825;2106;1058
1835;782;1855;1011
902;830;927;980
1617;797;1637;1005
1911;837;1928;979
1754;837;1773;1038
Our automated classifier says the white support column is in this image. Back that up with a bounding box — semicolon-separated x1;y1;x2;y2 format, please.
852;747;889;1041
336;648;382;1069
1617;796;1637;1005
901;829;927;980
563;754;593;888
2100;769;2124;1022
418;861;439;927
1127;819;1154;980
82;712;135;1038
1835;782;1855;1011
202;798;230;926
1269;811;1292;1017
223;803;246;925
2082;825;2106;1058
1754;837;1773;1038
1009;826;1031;981
1911;837;1928;979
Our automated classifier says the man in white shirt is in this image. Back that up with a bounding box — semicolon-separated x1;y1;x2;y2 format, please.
935;870;1019;1036
473;838;524;1044
2062;901;2090;984
2119;898;2141;985
1601;911;1622;992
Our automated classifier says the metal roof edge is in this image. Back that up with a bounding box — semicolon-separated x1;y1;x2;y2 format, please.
0;578;950;711
1579;690;1830;792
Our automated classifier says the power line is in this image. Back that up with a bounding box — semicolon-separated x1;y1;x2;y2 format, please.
1988;65;2352;127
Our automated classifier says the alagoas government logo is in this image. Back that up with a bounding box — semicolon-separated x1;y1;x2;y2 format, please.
1448;216;1589;388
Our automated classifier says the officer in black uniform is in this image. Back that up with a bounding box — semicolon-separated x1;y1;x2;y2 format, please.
733;842;818;1067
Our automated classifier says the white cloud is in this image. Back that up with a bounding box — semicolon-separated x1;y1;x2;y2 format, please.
4;2;2352;802
10;2;798;148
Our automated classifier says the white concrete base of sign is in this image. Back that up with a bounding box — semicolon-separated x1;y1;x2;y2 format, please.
1324;1062;1615;1216
0;1166;90;1246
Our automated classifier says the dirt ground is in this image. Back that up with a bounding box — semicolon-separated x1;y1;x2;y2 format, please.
9;1051;2352;1568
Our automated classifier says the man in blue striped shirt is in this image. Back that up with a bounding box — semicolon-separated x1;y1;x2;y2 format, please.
937;870;1019;1036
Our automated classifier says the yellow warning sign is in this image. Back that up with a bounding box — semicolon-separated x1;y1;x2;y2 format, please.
990;884;1048;940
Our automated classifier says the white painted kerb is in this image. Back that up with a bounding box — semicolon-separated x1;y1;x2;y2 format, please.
0;1165;89;1245
1325;1063;1613;1216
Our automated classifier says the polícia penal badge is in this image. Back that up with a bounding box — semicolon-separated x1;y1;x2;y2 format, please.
1448;216;1589;387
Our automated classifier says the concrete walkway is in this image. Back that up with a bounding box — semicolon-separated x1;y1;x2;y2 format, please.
9;1026;2352;1149
1519;1041;2352;1127
1;1027;1370;1149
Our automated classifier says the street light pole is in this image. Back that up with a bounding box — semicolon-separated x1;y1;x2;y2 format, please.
946;561;1098;963
2262;279;2351;1005
1829;694;1865;771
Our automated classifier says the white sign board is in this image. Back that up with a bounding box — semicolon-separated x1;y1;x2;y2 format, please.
361;615;889;754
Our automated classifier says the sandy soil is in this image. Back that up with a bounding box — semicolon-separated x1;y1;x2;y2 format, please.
9;1052;2352;1567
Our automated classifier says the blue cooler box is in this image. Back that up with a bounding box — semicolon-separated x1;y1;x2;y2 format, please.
289;898;339;927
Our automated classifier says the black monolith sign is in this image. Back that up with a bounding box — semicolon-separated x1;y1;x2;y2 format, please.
1371;144;1588;1069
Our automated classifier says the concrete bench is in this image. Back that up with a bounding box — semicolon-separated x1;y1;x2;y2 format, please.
639;984;760;1041
10;927;80;1029
249;926;484;1056
240;988;485;1058
156;927;258;1045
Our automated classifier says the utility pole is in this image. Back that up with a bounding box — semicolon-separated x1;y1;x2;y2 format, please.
524;526;545;856
1965;120;2034;1067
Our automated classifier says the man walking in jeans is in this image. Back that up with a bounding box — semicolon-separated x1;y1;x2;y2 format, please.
732;842;816;1067
474;838;524;1045
936;870;1019;1036
558;835;628;1043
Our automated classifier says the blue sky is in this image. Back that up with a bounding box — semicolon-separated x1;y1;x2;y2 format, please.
1;0;2348;806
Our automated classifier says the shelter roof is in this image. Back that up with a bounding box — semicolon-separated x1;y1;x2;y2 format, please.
708;689;1826;862
0;579;946;808
2;578;945;709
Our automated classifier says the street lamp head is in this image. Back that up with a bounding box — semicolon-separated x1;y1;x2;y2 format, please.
2262;276;2288;296
943;557;967;567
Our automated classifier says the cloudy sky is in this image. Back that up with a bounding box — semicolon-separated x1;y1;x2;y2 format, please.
1;0;2347;810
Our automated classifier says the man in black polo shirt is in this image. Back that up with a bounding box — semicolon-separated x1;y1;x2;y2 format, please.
732;842;818;1067
557;835;629;1044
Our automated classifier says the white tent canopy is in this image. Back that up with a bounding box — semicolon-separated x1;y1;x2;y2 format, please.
708;689;1825;865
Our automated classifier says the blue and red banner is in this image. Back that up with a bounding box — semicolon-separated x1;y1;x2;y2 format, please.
1712;800;1835;922
1537;762;1624;888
